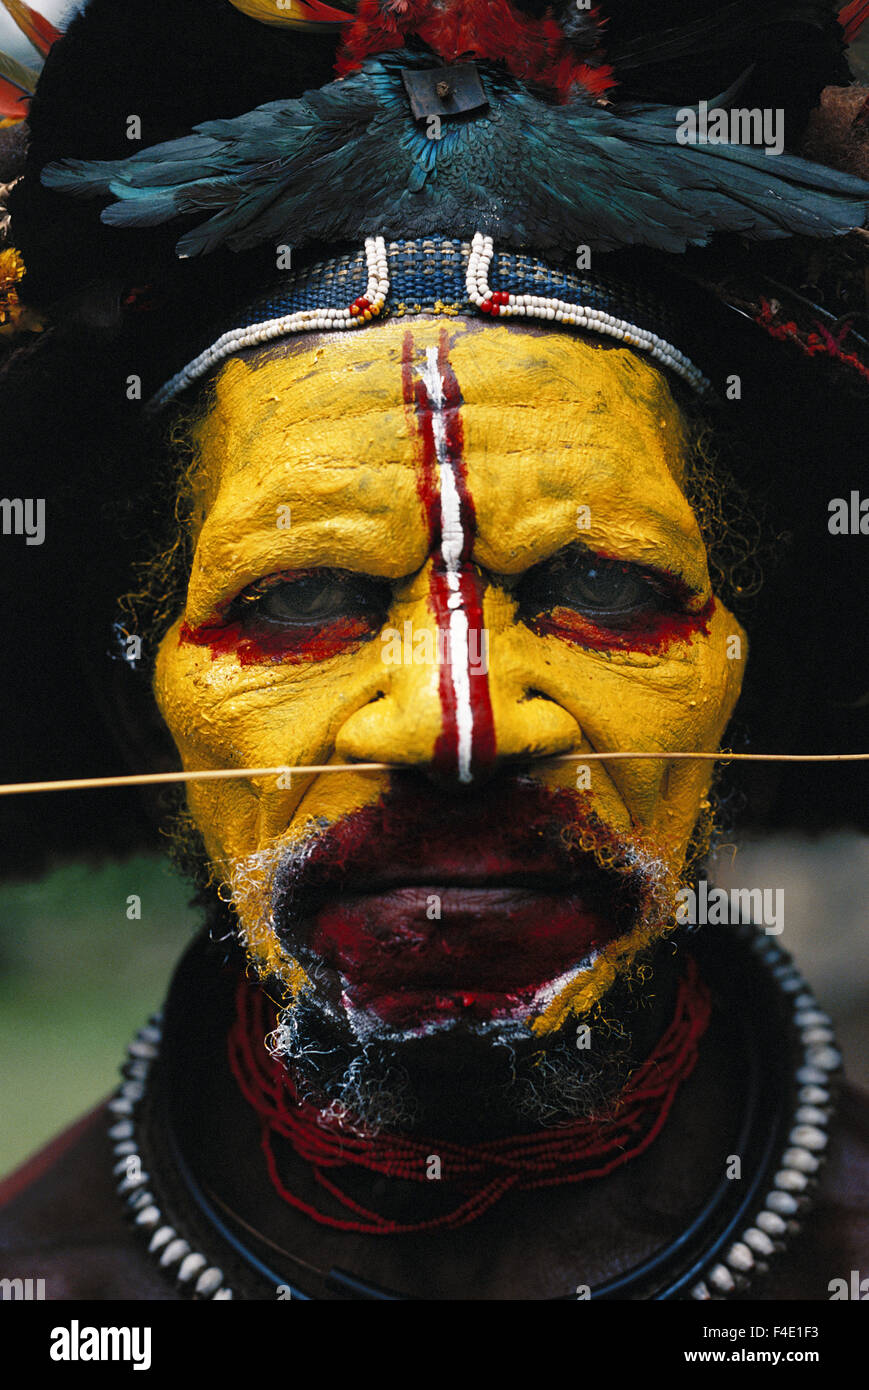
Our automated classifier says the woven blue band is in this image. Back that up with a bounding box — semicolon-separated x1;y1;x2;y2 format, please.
150;236;714;408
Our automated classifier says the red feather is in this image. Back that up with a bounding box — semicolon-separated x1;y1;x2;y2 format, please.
1;0;61;58
839;0;869;44
0;79;29;118
286;0;357;22
336;0;613;102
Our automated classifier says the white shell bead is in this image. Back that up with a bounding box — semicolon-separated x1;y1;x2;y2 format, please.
766;1191;799;1215
178;1253;208;1284
756;1210;787;1237
744;1228;775;1257
790;1124;827;1152
781;1146;819;1173
726;1242;754;1272
160;1238;191;1268
798;1086;829;1106
774;1169;809;1193
795;1105;829;1127
796;1065;828;1085
708;1264;736;1293
195;1268;224;1297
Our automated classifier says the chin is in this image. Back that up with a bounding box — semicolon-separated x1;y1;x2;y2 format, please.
266;928;671;1138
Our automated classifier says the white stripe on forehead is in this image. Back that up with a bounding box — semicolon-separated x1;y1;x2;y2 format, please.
420;346;475;785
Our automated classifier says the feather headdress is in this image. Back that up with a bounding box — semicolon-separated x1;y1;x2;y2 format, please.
41;49;869;260
40;0;869;261
3;0;869;394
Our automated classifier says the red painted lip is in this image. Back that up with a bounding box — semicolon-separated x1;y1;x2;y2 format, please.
270;777;654;1031
309;876;625;1026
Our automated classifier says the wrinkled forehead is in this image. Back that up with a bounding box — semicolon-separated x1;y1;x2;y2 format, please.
189;316;692;503
181;313;710;621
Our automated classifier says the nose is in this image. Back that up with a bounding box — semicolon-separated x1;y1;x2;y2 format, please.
335;565;580;787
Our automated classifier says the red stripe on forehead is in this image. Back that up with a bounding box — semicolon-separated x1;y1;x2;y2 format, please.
435;332;477;566
401;328;496;783
402;328;439;547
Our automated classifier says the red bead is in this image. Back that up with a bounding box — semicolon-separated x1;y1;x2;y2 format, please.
228;948;708;1237
357;297;370;311
490;304;500;316
480;300;492;314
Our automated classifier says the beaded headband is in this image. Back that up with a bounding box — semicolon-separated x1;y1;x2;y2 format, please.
150;232;714;410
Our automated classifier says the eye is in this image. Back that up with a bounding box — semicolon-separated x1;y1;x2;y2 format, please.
232;569;391;629
516;547;673;626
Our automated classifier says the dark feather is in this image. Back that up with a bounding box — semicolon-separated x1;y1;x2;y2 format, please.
607;0;838;73
41;49;869;260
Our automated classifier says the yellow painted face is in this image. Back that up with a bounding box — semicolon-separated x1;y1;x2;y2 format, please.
154;316;746;1040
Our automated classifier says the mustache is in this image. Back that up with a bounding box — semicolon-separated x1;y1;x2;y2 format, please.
265;772;670;953
219;774;684;1134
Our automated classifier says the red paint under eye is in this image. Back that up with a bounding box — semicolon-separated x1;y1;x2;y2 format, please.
529;595;715;655
178;613;374;666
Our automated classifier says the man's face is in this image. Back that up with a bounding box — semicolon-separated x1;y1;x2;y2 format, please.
154;317;745;1071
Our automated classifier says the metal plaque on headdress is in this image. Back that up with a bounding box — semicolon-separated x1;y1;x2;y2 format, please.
401;64;489;121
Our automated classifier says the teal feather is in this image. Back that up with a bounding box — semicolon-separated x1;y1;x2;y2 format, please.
41;49;869;260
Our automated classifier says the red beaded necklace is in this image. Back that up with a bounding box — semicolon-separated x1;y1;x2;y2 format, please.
227;958;711;1236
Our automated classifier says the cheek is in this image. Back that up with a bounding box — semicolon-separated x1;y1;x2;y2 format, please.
154;622;387;984
527;610;747;1036
153;619;387;855
156;616;350;759
504;599;746;851
626;602;747;855
153;622;262;867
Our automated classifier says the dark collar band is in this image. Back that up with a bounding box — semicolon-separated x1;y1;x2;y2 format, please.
109;921;841;1301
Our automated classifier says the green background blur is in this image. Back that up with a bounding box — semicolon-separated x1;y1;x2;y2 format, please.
0;854;199;1175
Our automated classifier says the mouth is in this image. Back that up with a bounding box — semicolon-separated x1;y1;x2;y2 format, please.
283;866;640;1034
267;777;659;1038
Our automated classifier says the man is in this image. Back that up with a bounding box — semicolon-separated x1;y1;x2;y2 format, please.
1;0;868;1300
